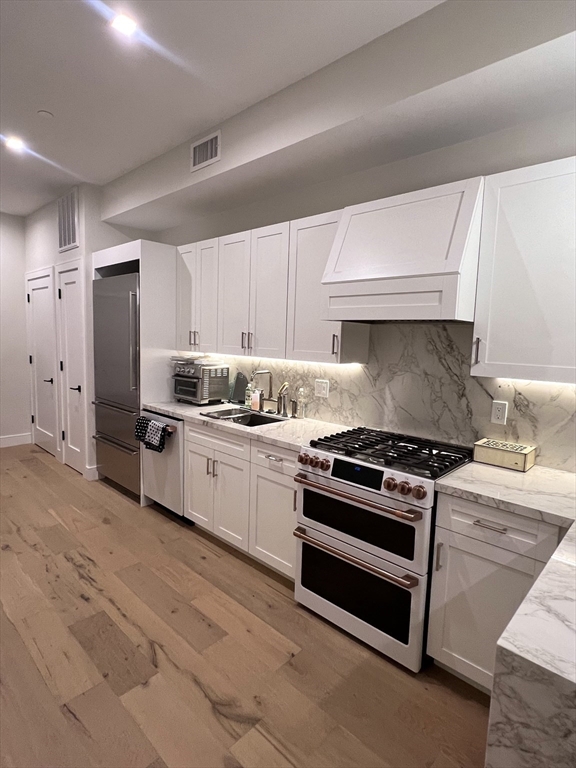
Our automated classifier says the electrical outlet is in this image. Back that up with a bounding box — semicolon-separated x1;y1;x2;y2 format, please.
315;379;330;398
491;400;508;425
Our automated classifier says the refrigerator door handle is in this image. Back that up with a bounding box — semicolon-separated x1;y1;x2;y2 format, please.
129;291;138;391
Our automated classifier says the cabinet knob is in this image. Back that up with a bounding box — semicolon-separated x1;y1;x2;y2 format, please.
397;480;412;496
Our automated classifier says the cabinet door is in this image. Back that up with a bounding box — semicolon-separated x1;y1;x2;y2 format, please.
196;238;219;353
428;527;539;689
217;232;251;355
184;441;214;530
212;451;250;551
249;222;289;359
249;464;297;577
286;212;344;363
176;243;197;350
472;157;576;383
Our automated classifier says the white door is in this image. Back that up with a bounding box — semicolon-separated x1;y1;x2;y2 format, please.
26;268;58;457
217;232;251;355
212;451;250;551
427;527;540;689
249;223;289;359
57;262;85;474
287;211;343;363
249;464;297;577
176;243;198;350
196;239;219;353
472;157;576;383
184;442;214;530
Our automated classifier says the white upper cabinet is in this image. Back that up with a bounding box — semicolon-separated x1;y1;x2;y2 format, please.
176;243;198;350
471;157;576;384
249;222;290;359
321;177;484;322
287;212;369;364
196;238;219;353
217;231;251;355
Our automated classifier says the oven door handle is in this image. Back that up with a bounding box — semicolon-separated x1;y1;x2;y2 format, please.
293;527;419;589
294;473;422;522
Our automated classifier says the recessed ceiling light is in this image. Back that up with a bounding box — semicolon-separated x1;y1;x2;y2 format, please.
5;136;25;153
110;14;137;36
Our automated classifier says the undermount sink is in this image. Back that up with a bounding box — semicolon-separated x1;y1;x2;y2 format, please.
202;407;287;427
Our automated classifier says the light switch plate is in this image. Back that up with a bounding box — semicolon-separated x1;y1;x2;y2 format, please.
315;379;330;398
491;400;508;425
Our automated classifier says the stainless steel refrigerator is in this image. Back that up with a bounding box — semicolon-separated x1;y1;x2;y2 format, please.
93;273;140;494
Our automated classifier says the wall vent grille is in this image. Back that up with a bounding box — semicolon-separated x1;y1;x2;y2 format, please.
190;131;221;172
57;187;79;252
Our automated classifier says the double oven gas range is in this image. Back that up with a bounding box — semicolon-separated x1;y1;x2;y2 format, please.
293;427;472;672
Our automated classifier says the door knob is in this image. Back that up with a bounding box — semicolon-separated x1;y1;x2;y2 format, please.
70;385;82;392
43;378;54;384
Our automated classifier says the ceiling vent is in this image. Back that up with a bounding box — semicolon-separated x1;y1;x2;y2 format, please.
190;130;221;172
57;187;79;252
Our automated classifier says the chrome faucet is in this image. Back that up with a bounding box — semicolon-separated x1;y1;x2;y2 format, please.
251;370;273;403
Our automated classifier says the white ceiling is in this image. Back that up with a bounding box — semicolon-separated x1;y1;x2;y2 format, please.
0;0;443;216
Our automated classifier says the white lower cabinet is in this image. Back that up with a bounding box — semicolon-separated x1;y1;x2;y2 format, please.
427;526;542;690
249;464;297;577
184;441;215;530
213;451;250;550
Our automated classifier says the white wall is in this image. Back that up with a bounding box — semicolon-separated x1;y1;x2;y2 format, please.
159;110;576;244
0;213;31;446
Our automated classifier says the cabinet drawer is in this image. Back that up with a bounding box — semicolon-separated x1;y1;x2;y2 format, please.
437;494;559;562
250;442;299;476
185;423;251;459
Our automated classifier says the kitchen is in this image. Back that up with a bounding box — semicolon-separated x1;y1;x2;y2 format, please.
1;2;575;768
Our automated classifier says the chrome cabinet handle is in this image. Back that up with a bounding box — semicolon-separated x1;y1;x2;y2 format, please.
206;457;212;475
43;378;54;384
473;519;508;534
129;291;138;391
331;334;339;356
195;331;200;347
473;337;481;365
241;331;247;350
293;489;297;512
294;473;422;522
93;434;138;455
70;385;81;392
248;332;253;350
293;527;419;589
265;454;283;463
435;542;443;571
212;460;218;478
189;330;194;347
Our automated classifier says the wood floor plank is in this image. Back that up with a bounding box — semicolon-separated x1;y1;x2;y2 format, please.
62;681;160;768
116;562;227;652
121;673;242;768
76;524;140;571
303;725;388;768
37;523;81;554
230;725;296;768
276;647;345;703
15;608;103;704
0;545;52;622
0;606;96;768
69;610;158;696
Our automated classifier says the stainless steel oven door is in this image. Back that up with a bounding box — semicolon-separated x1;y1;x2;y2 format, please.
294;525;427;672
295;472;430;576
173;376;202;403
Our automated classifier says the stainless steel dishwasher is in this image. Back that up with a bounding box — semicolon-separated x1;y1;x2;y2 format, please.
141;409;184;516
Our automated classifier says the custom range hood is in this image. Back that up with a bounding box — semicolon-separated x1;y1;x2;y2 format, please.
321;177;484;322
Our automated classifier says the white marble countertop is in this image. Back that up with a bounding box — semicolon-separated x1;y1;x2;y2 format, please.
437;461;576;528
143;401;347;453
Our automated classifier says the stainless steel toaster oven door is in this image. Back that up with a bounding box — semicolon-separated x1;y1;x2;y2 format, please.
173;376;201;402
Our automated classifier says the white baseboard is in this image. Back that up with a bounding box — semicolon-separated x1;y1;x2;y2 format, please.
82;466;100;481
0;432;32;448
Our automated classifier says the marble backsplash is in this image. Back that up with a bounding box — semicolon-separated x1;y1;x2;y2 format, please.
218;323;575;473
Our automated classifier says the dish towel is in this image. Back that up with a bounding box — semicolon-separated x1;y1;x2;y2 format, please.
134;416;169;453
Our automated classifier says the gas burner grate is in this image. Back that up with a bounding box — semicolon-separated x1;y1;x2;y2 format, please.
310;427;472;479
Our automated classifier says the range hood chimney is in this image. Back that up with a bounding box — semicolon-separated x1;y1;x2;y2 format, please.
321;177;484;322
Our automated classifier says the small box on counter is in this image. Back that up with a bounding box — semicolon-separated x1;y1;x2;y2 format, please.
473;438;536;472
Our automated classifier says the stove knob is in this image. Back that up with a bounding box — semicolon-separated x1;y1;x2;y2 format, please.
310;456;321;468
412;484;427;500
383;477;398;492
298;453;311;465
320;459;331;471
398;480;412;496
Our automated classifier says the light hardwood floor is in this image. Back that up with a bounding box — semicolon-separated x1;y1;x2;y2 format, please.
0;445;489;768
